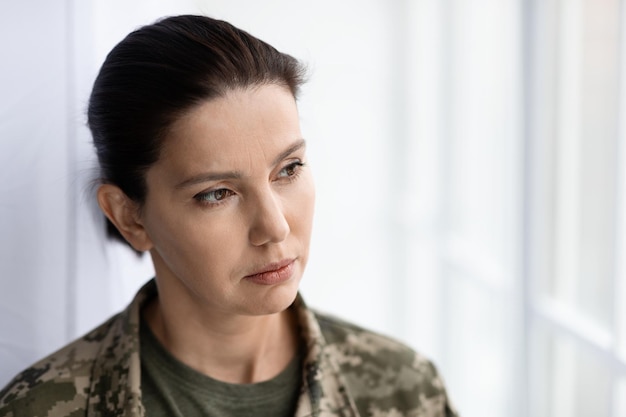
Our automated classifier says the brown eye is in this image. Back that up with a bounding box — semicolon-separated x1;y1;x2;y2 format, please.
194;188;235;205
277;161;304;179
213;189;229;200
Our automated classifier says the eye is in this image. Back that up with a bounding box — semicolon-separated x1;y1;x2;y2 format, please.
194;188;235;205
277;161;305;179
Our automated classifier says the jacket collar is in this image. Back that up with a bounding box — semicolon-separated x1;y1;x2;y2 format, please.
85;279;359;416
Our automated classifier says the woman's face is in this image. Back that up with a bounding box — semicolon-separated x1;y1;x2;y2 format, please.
139;84;315;317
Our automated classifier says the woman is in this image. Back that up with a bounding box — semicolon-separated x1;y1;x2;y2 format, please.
0;15;457;417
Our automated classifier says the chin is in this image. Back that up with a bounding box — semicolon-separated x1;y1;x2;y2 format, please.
246;281;300;316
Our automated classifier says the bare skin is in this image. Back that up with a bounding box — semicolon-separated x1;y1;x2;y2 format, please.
141;294;301;383
97;84;315;384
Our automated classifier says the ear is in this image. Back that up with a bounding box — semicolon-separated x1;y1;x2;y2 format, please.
96;184;153;252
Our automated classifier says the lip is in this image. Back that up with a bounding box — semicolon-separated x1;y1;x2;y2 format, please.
244;258;296;285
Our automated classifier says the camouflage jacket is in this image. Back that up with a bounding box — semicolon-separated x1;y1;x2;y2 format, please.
0;280;458;417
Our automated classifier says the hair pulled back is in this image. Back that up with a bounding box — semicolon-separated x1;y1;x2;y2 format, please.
88;15;306;247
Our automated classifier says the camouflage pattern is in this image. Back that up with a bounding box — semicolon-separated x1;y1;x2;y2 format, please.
0;280;457;416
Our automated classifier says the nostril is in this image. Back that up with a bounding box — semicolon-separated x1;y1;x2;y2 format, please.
248;196;290;246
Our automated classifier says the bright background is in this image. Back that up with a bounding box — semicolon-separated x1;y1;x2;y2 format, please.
2;1;626;416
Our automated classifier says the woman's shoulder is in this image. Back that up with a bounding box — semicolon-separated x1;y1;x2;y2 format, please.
313;309;424;364
0;314;121;416
312;310;458;416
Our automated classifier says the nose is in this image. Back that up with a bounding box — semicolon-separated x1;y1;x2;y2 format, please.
248;191;290;246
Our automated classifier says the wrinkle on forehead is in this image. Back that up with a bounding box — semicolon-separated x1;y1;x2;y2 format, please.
150;84;302;183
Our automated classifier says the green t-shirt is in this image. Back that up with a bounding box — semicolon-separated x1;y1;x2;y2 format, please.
140;320;303;417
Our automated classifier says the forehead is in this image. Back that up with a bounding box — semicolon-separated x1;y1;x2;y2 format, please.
157;85;302;172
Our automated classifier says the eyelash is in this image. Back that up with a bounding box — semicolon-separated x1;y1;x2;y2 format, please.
277;161;305;181
193;188;236;206
193;161;305;207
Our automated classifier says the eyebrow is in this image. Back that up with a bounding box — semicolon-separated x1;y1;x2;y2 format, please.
175;138;307;189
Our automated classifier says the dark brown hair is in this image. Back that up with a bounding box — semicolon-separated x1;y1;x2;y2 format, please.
87;15;306;248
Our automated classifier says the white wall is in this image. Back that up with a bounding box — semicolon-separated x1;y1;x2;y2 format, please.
0;1;72;381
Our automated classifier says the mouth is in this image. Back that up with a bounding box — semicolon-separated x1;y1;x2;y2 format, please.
244;258;296;285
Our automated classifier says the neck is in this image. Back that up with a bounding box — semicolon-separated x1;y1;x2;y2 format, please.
142;294;300;384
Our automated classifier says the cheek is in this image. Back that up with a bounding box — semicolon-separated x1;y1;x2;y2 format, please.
143;202;240;268
291;175;316;236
